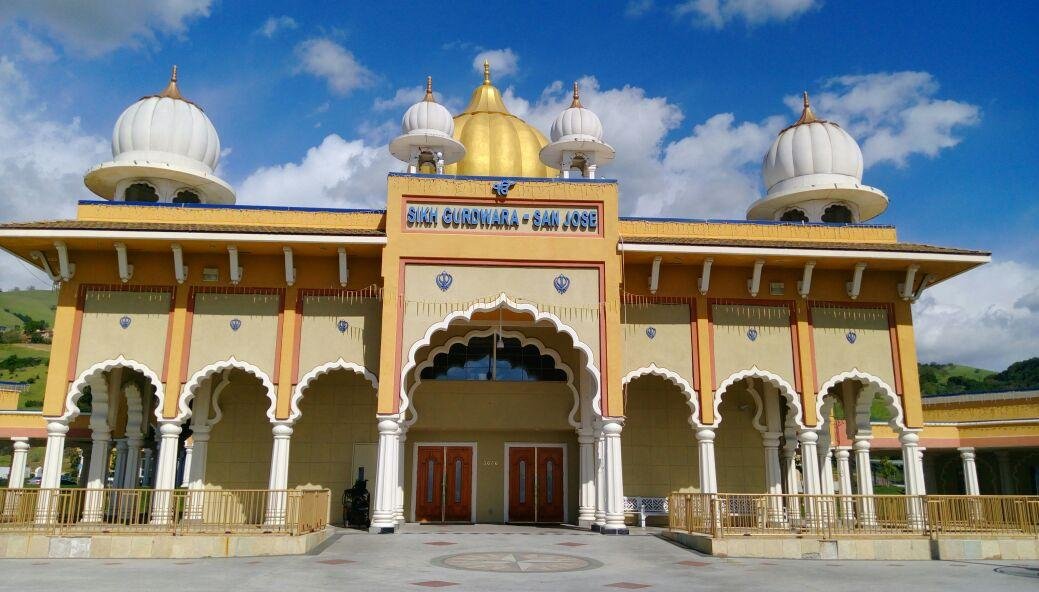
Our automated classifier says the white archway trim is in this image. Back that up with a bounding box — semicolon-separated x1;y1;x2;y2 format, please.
816;368;906;432
713;366;805;429
290;359;379;422
398;292;603;417
61;356;165;423
621;364;702;428
404;327;582;429
178;357;277;423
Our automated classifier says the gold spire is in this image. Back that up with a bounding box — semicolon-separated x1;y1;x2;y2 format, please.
424;76;434;102
571;82;583;108
483;59;491;85
144;64;199;107
795;91;818;125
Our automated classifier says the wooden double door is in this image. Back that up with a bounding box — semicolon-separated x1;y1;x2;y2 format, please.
507;445;565;523
415;445;474;523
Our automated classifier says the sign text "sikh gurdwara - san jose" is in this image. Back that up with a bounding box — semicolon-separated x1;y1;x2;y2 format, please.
406;203;599;234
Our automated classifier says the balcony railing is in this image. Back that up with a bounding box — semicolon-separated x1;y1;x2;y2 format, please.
0;488;330;536
668;493;1039;539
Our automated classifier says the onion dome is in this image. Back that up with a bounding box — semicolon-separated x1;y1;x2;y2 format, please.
84;66;235;204
540;83;615;176
389;77;465;170
444;61;555;178
747;92;887;223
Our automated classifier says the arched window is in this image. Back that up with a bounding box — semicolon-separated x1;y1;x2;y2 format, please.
822;204;854;223
173;190;200;204
779;208;809;222
124;182;158;202
420;335;567;382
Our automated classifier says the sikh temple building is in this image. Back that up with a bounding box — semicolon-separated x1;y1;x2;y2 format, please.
0;63;1034;557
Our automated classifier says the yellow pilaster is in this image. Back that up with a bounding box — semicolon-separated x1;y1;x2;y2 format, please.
275;287;299;420
893;301;923;428
795;299;818;427
42;282;79;417
161;284;190;420
695;297;714;425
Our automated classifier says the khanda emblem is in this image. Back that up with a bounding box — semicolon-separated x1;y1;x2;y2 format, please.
119;316;132;329
337;319;349;334
229;318;242;332
846;331;858;344
553;274;571;294
435;270;453;292
492;179;516;197
746;328;758;342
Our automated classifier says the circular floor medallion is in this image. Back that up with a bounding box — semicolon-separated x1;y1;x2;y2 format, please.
433;551;602;573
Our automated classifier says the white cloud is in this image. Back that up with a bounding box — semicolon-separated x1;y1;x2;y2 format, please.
473;48;519;79
255;15;297;38
295;38;374;96
625;0;655;17
0;0;212;56
373;86;426;112
12;30;56;63
0;57;109;289
238;134;398;209
674;0;819;28
913;259;1039;370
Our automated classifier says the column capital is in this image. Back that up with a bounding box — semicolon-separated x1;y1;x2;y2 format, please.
835;446;852;460
158;422;182;437
377;417;402;434
272;422;294;438
797;429;819;444
853;437;872;451
12;438;29;451
601;419;624;436
761;431;782;448
898;430;920;446
695;426;716;441
957;447;976;459
46;420;69;436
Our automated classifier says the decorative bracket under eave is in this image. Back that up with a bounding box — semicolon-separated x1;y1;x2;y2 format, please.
846;262;867;300
747;259;765;297
648;256;662;295
797;261;816;298
114;242;133;283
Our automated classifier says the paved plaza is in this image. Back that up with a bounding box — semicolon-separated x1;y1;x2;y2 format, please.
3;526;1038;591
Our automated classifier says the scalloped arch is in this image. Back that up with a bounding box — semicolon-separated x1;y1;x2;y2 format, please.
398;293;602;418
404;327;582;429
621;364;702;428
713;366;805;429
290;359;378;422
816;368;906;432
61;356;164;422
177;357;277;423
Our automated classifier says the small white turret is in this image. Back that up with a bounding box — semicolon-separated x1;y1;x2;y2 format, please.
389;77;466;174
747;92;887;223
540;83;615;179
84;66;235;205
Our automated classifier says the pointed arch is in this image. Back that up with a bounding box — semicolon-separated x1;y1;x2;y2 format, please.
290;359;379;422
404;327;581;429
178;357;277;423
398;293;603;418
621;364;702;428
816;368;906;432
713;366;805;429
61;356;164;422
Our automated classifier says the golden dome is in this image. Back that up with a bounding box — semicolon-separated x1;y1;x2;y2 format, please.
444;61;557;178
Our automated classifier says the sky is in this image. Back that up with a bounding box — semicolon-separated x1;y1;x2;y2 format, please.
0;0;1035;371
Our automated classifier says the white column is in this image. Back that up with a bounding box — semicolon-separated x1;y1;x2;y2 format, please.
370;417;401;533
696;427;718;494
995;451;1014;494
593;424;606;529
7;437;29;489
140;449;154;487
34;420;68;524
958;447;980;495
577;428;596;527
852;436;876;526
112;439;128;488
81;431;112;522
781;436;801;522
761;431;785;525
835;447;855;522
264;422;294;526
395;430;406;525
181;441;194;488
818;447;836;496
797;430;822;526
122;436;143;488
899;430;926;529
150;422;183;525
601;419;627;534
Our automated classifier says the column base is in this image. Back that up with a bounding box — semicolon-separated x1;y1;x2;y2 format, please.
579;518;596;529
368;525;397;534
600;526;629;535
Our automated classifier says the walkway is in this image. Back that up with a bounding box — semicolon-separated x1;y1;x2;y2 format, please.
3;525;1038;591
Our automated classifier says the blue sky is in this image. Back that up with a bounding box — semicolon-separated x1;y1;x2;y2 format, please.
0;1;1035;369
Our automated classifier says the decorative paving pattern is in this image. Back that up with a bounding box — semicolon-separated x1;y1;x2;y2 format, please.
433;551;603;573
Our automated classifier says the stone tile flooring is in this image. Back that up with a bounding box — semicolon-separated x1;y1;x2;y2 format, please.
3;525;1038;591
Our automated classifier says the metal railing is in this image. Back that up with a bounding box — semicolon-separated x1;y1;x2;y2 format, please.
668;493;1039;539
0;488;330;536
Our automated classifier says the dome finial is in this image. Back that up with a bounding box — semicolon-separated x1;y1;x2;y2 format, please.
483;59;491;85
571;82;583;108
796;90;817;125
157;64;184;101
424;76;434;102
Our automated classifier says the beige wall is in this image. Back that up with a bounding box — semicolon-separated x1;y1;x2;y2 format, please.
288;371;378;524
812;306;895;389
297;296;381;378
621;303;694;384
622;375;700;497
715;384;766;493
76;290;171;376
411;380;574;431
204;377;273;489
712;304;795;388
187;293;281;378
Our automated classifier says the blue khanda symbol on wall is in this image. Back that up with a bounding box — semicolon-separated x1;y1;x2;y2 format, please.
119;316;131;329
229;318;242;332
846;331;858;344
436;270;453;292
747;328;758;342
337;319;349;334
492;179;516;197
553;274;571;294
646;326;656;339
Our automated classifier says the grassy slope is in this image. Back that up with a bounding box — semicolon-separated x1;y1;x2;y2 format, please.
0;343;50;408
0;289;57;328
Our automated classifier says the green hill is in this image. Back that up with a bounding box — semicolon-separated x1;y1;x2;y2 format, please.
0;289;56;409
0;288;57;329
920;358;1039;396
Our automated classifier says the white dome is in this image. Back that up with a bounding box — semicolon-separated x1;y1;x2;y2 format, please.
112;93;220;175
401;77;454;138
762;101;862;194
550;84;604;142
